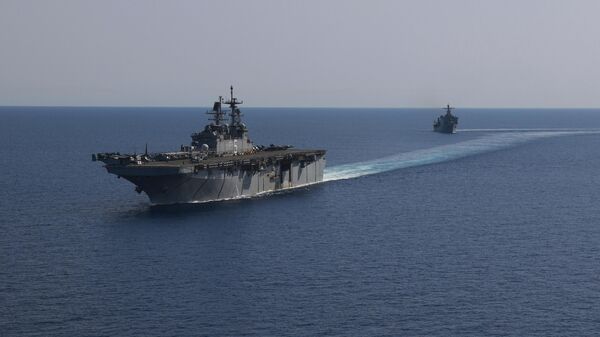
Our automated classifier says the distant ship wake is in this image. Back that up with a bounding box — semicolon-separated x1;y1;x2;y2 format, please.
323;129;599;182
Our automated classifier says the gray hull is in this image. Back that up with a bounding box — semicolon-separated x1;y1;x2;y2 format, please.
114;157;325;204
433;122;457;134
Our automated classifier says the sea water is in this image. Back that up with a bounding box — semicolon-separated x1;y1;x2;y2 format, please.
2;107;600;336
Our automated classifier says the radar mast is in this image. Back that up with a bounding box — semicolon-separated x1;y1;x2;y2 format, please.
206;96;226;126
224;86;243;126
444;104;454;115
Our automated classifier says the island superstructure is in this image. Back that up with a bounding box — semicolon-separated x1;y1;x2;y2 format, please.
433;104;459;134
93;87;326;204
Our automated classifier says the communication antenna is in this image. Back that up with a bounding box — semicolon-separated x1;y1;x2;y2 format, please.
224;85;244;126
444;104;454;115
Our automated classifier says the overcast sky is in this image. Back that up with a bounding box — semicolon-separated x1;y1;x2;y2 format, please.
1;0;599;107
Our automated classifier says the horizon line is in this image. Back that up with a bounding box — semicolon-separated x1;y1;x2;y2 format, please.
2;105;600;110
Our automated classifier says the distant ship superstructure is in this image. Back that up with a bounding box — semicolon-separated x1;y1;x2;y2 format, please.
433;104;458;134
93;87;326;204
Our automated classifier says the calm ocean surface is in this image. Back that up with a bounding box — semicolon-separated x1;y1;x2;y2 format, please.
2;107;600;336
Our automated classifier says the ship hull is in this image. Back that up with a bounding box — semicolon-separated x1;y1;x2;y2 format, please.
433;123;457;134
111;157;325;204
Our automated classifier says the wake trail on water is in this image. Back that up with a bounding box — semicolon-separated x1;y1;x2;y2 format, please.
323;129;600;182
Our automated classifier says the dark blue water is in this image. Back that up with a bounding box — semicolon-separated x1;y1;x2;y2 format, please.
2;107;600;336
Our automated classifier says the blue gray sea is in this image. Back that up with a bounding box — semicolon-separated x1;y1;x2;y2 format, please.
2;107;600;336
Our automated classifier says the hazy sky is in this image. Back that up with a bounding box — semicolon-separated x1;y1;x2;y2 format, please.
1;0;599;107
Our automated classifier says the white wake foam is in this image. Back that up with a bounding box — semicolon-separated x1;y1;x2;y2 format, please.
323;130;598;182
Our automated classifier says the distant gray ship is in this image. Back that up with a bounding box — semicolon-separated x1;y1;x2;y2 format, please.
433;104;458;134
93;87;326;204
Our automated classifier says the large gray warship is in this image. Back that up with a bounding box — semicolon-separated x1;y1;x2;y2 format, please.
433;104;458;134
93;87;326;204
